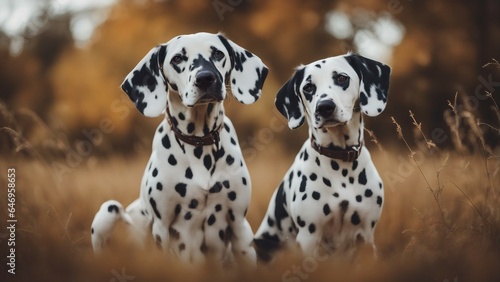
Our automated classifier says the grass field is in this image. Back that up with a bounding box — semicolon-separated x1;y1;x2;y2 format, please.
0;103;499;282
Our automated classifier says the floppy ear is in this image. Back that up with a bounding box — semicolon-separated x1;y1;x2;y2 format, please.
344;54;391;117
121;44;168;117
275;68;305;129
218;35;268;104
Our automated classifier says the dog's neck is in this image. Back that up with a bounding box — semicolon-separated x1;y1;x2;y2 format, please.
309;111;364;149
166;92;224;137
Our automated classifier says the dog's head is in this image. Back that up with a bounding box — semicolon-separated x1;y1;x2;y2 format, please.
121;32;268;117
275;54;391;129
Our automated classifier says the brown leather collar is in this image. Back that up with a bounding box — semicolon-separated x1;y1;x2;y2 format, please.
310;136;362;162
166;107;222;147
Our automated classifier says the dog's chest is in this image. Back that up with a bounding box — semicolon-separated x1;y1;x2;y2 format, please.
142;120;247;215
285;145;384;230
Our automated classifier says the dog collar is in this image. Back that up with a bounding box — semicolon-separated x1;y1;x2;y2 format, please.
166;107;222;147
310;136;362;162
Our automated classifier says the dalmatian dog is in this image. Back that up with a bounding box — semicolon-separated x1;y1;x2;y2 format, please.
91;32;268;265
254;53;390;261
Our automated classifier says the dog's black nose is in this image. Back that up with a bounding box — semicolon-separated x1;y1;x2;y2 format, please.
316;100;336;117
195;71;216;89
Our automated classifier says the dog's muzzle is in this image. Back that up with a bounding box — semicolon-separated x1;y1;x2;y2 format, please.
315;100;347;128
194;70;223;103
316;100;336;118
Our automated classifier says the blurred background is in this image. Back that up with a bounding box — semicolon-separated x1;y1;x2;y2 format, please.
0;0;499;161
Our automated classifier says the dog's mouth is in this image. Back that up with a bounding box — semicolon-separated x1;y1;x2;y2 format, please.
316;119;347;129
196;92;224;104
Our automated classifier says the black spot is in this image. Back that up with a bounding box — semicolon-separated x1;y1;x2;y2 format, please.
228;191;237;201
214;147;225;161
274;182;289;231
207;214;216;225
302;194;307;201
175;204;181;215
356;195;362;202
315;64;321;69
230;138;237;145
162;135;171;149
371;221;376;228
358;169;367;185
323;204;331;215
184;212;192;220
288;171;294;188
379;182;383;189
178;112;185;120
148;187;152;195
157;182;163;191
228;209;235;221
226;155;235;165
107;205;119;213
209;182;223;193
189;199;198;209
150;198;161;219
224;123;230;132
194;147;203;159
152;168;158;177
219;229;225;241
158;126;164;133
215;204;222;212
333;192;339;198
185;167;193;179
351;211;361;225
377;196;383;207
315;157;320;166
303;150;309;161
299;175;307;192
310;173;317;181
222;180;230;189
323;177;331;187
187;122;195;133
267;216;275;227
365;189;373;197
175;183;187;197
342;169;348;177
168;155;177;165
349;177;355;184
331;160;339;170
339;200;349;212
91;228;94;234
242;177;247;185
352;160;359;171
179;243;186;252
308;224;316;233
312;191;321;200
296;216;306;227
203;155;212;170
293;193;296;201
342;183;347;188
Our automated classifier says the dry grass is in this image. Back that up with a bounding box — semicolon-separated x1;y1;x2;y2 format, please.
0;99;499;281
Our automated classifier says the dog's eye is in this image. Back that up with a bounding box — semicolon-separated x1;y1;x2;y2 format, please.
302;83;316;94
213;50;225;60
335;74;349;85
171;55;183;65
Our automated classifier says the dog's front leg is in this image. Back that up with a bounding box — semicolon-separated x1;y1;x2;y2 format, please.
295;227;321;256
231;217;257;265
